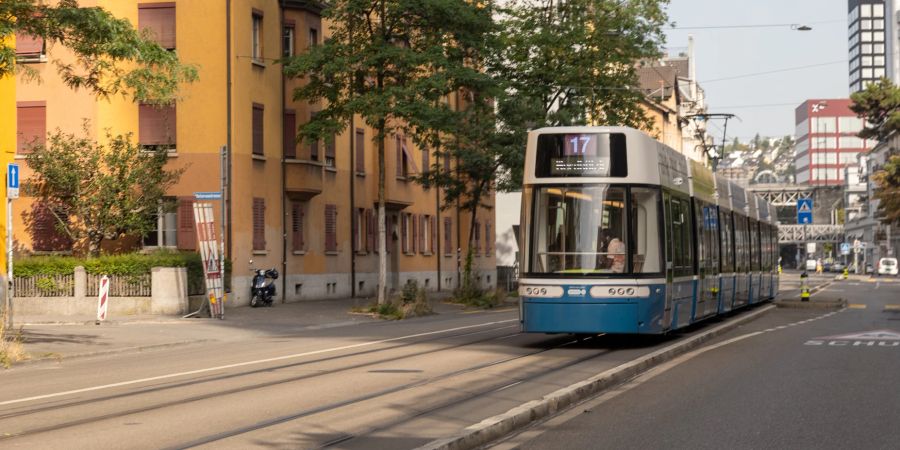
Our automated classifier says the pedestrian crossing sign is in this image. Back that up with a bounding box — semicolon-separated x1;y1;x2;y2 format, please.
797;198;813;224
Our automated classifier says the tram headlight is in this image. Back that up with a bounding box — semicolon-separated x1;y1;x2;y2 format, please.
518;285;564;298
589;286;651;298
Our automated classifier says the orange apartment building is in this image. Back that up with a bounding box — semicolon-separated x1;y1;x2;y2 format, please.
13;0;496;305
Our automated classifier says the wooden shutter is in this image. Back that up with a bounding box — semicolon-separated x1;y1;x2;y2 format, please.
325;204;337;252
418;215;425;254
396;135;403;177
366;209;374;252
352;209;359;252
485;221;491;253
291;202;304;251
386;214;393;254
444;217;452;255
31;203;72;252
253;198;266;251
139;104;176;146
14;32;43;55
474;220;481;255
355;129;365;173
16;102;46;154
283;111;296;159
422;149;429;174
309;111;319;160
138;5;176;49
443;153;451;173
177;197;195;250
252;104;264;155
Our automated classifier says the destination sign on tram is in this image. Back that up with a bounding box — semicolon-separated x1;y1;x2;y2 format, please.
536;133;627;177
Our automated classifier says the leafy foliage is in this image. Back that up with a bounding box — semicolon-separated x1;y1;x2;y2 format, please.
872;154;900;225
491;0;669;188
283;0;496;304
25;127;184;256
850;77;900;141
1;0;197;103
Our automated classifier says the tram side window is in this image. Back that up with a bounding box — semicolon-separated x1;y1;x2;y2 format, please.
733;215;745;272
669;196;694;277
630;187;661;273
750;220;760;271
694;200;719;276
719;210;734;273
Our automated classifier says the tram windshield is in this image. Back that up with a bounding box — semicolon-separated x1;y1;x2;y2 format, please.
529;186;661;275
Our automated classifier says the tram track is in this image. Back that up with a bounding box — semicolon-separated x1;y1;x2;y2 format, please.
0;324;537;441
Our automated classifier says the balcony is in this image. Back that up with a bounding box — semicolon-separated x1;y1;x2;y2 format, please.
285;159;323;200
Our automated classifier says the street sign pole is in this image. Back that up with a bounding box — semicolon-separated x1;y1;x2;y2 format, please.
5;163;18;331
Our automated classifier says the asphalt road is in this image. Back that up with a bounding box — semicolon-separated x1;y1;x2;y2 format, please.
0;274;840;450
496;277;900;450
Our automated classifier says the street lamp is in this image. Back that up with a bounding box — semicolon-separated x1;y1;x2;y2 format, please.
791;24;813;31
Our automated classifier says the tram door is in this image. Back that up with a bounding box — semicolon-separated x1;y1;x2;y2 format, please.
662;192;674;330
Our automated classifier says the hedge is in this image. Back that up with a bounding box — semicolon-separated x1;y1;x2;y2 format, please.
13;250;232;291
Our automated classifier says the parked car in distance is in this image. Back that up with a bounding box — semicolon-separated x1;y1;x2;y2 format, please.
878;257;898;276
831;262;845;273
805;259;817;271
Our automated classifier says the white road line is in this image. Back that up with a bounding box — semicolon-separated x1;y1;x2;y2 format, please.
0;319;519;407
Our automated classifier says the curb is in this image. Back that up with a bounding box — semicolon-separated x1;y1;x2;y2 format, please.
417;304;776;450
14;339;215;368
775;299;846;309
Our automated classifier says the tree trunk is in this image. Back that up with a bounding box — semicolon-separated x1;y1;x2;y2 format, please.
377;125;388;305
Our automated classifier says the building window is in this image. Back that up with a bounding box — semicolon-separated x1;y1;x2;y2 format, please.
15;32;45;62
309;111;319;161
139;104;176;149
444;217;452;256
138;3;176;50
325;204;338;253
355;128;365;174
283;110;296;159
365;209;375;253
422;148;430;175
252;103;264;156
291;201;305;252
253;197;266;251
30;202;72;252
353;208;365;253
474;220;481;255
485;221;491;254
395;135;416;178
402;213;415;254
308;27;319;48
283;24;294;58
143;199;178;248
325;135;336;168
252;11;263;63
16;101;46;154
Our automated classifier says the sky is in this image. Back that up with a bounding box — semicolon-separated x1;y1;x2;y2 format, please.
664;0;848;143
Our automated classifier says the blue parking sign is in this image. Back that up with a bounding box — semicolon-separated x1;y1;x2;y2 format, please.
797;198;813;224
7;163;19;199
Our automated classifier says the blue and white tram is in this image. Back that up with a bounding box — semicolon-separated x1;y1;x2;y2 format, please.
518;126;779;334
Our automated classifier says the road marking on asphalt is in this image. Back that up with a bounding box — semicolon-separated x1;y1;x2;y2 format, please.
884;304;900;311
0;319;520;407
805;329;900;347
848;304;867;309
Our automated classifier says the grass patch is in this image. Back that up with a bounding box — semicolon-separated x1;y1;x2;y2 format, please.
0;319;28;368
352;280;434;320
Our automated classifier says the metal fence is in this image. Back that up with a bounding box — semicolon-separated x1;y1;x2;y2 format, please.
14;274;75;297
87;273;152;297
497;265;519;292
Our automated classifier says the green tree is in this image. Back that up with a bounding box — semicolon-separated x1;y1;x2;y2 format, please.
26;127;184;256
850;77;900;141
1;0;197;103
491;0;669;188
872;154;900;225
283;0;495;304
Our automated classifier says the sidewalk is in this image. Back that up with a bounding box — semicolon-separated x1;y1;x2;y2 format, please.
7;293;473;367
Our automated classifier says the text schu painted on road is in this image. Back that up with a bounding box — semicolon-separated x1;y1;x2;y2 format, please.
805;329;900;347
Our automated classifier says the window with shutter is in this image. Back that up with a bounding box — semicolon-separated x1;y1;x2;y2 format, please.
366;209;374;252
412;214;418;254
253;198;266;251
418;215;425;254
386;214;393;254
485;221;492;254
355;129;365;174
395;135;403;177
282;24;295;58
30;203;71;252
325;134;336;167
309;111;319;160
401;213;408;253
444;217;452;256
431;215;438;254
422;149;429;174
16;102;46;154
283;111;296;159
352;208;360;252
252;12;263;63
443;153;451;173
474;220;481;256
177;198;196;250
325;204;337;253
15;32;44;59
138;4;176;50
291;201;304;251
139;104;176;147
252;104;264;155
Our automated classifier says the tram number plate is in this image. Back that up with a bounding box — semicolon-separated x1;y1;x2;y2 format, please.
519;286;564;298
589;286;651;298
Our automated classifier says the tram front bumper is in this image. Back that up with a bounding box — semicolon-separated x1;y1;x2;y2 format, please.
522;300;649;334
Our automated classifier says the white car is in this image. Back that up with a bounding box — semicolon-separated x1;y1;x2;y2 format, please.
878;257;898;276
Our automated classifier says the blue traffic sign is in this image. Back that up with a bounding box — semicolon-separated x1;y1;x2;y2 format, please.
7;163;19;199
840;243;851;255
797;198;813;224
194;191;222;200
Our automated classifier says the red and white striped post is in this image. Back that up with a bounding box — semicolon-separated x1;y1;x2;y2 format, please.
96;275;110;324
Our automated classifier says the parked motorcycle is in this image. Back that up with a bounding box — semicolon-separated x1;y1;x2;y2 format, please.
250;267;278;307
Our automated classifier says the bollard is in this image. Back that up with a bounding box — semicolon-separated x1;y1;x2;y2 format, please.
800;271;810;301
778;264;782;275
843;268;848;280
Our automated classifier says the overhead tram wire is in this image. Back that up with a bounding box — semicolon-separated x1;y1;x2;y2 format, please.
665;19;844;30
700;60;846;84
